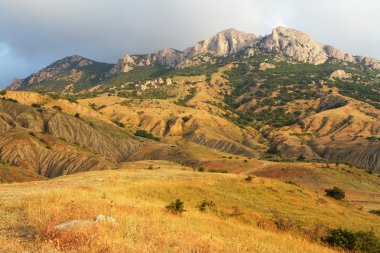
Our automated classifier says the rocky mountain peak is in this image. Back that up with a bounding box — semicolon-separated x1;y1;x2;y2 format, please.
9;26;380;90
184;28;258;57
154;48;182;67
51;55;94;68
260;26;329;64
258;26;380;69
6;55;112;91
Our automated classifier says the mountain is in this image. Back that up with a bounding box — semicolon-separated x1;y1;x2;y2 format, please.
7;55;114;92
8;27;380;92
109;28;259;75
109;26;380;75
2;26;380;175
259;27;380;68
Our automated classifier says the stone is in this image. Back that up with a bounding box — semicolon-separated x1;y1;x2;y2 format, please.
330;70;352;79
54;214;117;231
259;62;276;71
54;220;92;230
166;78;173;85
93;214;117;225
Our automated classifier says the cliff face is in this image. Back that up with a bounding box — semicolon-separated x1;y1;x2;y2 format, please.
108;29;259;75
259;26;329;65
258;27;380;68
184;28;258;57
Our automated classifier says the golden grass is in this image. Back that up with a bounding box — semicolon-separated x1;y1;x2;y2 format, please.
1;164;379;252
251;162;380;210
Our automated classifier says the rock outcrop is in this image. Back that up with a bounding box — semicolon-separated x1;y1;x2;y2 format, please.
108;26;380;76
259;62;275;71
324;45;355;62
184;28;258;57
259;26;329;65
258;27;380;69
54;214;117;231
109;29;259;75
330;70;352;80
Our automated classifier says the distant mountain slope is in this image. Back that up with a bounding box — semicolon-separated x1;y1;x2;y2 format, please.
7;55;114;92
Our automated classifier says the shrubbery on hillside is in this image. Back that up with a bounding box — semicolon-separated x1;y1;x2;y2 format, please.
166;199;185;214
325;187;345;200
134;129;160;141
322;228;380;253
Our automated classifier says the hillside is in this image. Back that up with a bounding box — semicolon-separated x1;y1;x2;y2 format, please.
1;163;379;252
8;55;114;92
5;27;380;173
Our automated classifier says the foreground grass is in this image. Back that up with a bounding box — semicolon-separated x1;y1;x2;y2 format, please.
0;162;379;252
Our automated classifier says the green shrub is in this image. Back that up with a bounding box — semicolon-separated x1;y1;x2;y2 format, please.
245;175;254;182
369;210;380;216
112;120;125;128
2;97;18;103
198;200;216;213
274;218;295;231
166;199;185;214
0;90;7;95
297;154;306;161
74;113;80;118
285;180;298;186
208;169;228;173
325;187;345;200
322;228;380;253
181;115;192;122
52;105;62;111
134;130;160;141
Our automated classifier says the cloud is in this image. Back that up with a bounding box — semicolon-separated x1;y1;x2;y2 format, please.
0;0;379;86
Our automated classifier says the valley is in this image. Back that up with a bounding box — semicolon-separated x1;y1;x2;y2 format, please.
1;26;380;252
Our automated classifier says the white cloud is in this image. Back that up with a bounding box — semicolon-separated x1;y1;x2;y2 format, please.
0;43;10;56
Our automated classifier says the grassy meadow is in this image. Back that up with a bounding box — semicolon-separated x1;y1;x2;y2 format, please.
1;161;379;252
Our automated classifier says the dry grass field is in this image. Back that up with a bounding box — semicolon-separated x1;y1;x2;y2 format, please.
1;161;379;252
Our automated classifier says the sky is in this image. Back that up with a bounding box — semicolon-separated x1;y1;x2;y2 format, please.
0;0;379;87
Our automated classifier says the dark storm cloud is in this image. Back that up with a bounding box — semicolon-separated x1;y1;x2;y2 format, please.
0;0;379;86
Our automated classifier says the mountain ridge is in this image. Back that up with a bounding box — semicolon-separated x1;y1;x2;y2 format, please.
2;26;380;174
7;26;380;91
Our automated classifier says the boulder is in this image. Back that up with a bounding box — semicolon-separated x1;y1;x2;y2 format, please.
259;62;275;71
54;214;117;231
330;70;352;80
